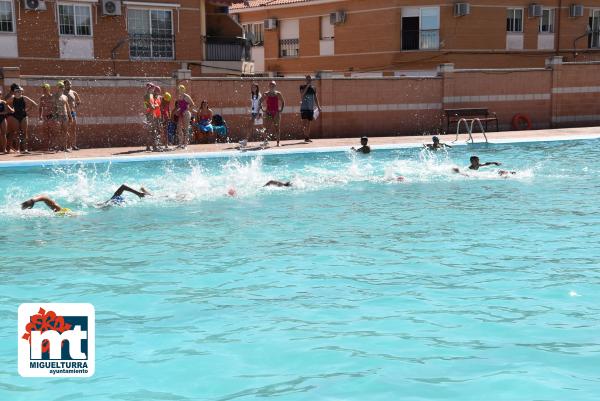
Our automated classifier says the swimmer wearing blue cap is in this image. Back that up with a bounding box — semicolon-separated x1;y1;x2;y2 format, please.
352;136;370;154
97;184;151;208
425;136;451;150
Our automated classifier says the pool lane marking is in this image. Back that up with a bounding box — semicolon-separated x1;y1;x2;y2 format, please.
1;132;599;168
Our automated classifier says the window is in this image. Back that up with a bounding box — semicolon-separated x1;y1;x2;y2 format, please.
0;0;13;33
539;9;554;33
401;7;439;50
320;16;334;40
242;23;263;45
590;10;600;48
127;8;174;59
506;8;523;32
58;4;92;36
279;19;299;57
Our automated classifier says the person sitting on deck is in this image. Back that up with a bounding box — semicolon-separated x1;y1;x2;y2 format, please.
351;136;371;154
425;136;452;150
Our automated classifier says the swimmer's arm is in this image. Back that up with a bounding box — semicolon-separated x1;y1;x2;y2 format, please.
314;90;321;111
2;101;13;115
481;162;501;167
185;94;196;109
112;184;150;199
66;101;73;121
278;92;285;112
23;195;61;212
259;95;265;112
442;143;452;148
24;96;39;110
74;91;81;106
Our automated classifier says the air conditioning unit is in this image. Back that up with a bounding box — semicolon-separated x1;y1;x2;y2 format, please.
570;4;584;17
102;0;122;16
454;3;470;16
529;4;543;17
329;10;346;25
264;18;277;30
24;0;47;11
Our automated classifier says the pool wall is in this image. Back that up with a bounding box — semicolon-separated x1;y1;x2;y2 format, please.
7;58;600;148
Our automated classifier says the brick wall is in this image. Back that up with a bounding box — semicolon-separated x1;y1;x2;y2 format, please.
2;58;599;149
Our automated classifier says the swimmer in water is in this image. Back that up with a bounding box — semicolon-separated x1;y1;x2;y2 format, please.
97;184;151;208
21;195;73;215
424;136;451;150
351;136;370;154
453;155;516;176
264;180;292;187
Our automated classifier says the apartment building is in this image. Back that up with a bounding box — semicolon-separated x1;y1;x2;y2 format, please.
231;0;600;75
0;0;248;76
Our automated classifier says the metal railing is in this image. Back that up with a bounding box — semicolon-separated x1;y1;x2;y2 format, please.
401;29;439;51
279;39;299;58
206;36;250;61
129;34;174;60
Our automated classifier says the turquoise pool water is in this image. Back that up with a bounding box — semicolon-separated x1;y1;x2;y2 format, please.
1;139;600;400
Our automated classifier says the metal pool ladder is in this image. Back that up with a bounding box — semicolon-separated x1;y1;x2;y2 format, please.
453;118;488;143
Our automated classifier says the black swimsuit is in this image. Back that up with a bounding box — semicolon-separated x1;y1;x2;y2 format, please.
13;97;26;121
0;103;5;123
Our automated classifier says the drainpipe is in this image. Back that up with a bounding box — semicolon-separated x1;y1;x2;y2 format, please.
200;0;207;61
555;0;562;56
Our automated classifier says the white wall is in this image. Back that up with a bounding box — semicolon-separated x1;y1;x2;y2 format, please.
59;37;94;60
0;34;18;58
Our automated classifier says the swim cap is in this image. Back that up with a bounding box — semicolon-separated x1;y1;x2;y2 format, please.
177;84;186;92
41;83;50;90
146;82;154;88
153;85;161;93
361;136;368;141
57;80;64;87
432;136;439;141
163;92;172;101
10;83;18;91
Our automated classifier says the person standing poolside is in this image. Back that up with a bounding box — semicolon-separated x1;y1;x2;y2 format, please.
7;85;38;154
260;81;285;147
174;84;195;150
160;91;173;148
143;83;157;151
0;88;14;154
299;75;321;143
351;136;371;154
63;79;82;150
425;136;451;150
150;85;163;151
38;84;54;151
52;81;73;152
241;83;263;148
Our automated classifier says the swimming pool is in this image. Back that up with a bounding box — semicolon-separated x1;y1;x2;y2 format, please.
1;139;599;400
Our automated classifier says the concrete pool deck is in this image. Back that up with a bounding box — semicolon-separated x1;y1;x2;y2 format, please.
1;126;599;166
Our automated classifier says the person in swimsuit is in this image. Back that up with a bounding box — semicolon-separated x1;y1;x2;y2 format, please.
52;81;73;152
174;85;196;150
194;100;214;140
38;83;55;152
264;180;292;187
63;80;82;151
97;184;151;208
241;83;263;148
0;88;15;154
452;156;516;176
7;85;38;154
21;195;73;215
351;136;371;154
160;92;175;147
259;81;285;147
149;85;163;151
143;83;157;152
299;75;322;143
424;136;452;150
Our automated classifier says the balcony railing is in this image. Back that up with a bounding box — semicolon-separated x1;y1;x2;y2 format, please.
129;34;175;60
401;29;439;51
206;36;250;61
280;39;299;58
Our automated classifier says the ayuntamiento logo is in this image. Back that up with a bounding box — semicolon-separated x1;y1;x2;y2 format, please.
18;303;95;377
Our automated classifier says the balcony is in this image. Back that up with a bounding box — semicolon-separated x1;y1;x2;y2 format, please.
206;36;249;61
129;34;174;60
280;39;299;58
401;29;439;51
